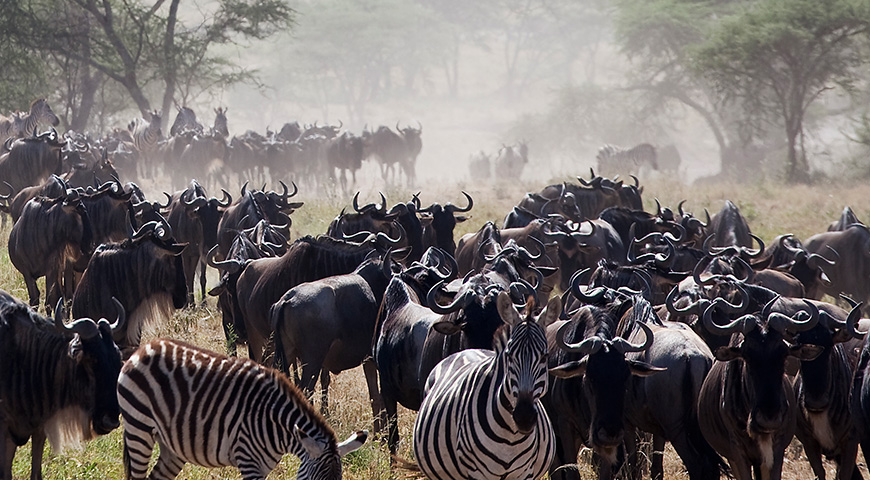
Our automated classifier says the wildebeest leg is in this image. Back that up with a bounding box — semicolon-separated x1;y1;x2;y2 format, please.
1;425;16;480
838;438;860;480
320;369;330;416
548;423;583;480
650;434;665;480
383;395;400;458
198;260;207;307
23;274;40;308
801;436;826;480
30;430;45;480
183;254;197;307
362;357;385;434
150;444;185;480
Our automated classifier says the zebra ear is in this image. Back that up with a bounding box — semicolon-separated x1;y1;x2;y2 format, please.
295;425;327;458
537;296;562;329
497;291;521;327
337;430;368;457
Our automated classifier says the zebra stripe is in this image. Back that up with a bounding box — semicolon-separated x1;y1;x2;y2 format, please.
117;338;366;480
413;293;559;480
596;143;657;175
131;113;162;156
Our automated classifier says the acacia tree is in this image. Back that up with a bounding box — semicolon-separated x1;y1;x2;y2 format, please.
9;0;293;130
692;0;870;182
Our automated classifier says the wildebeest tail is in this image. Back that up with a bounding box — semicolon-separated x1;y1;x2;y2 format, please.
270;299;289;375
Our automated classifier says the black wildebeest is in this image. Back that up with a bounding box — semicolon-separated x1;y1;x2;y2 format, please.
0;129;66;196
234;232;402;363
71;221;187;355
417;191;473;257
215;181;301;260
9;174;67;223
270;250;398;421
792;298;864;480
9;192;93;309
164;180;231;306
0;292;123;480
705;200;753;248
697;297;821;480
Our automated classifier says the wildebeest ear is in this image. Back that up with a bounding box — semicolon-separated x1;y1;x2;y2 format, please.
433;320;464;336
713;345;742;362
790;344;824;361
537;266;559;277
497;291;522;326
627;359;666;377
208;284;226;296
419;216;433;227
549;358;587;378
68;334;85;363
455;215;468;223
159;242;187;256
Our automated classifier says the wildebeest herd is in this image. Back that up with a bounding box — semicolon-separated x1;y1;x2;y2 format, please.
2;99;870;480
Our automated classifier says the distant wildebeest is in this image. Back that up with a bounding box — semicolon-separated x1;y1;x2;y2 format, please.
117;338;367;480
495;141;528;179
0;291;124;480
0;129;66;196
71;221;187;355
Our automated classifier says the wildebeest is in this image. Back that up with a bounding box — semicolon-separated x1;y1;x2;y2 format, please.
397;122;422;185
9;192;93;309
828;206;861;232
164;180;231;306
418;191;473;256
697;297;821;480
326;132;365;192
215;181;301;260
0;292;123;480
235;232;401;363
0;129;66;196
468;150;492;180
9;174;67;223
705;200;754;248
270;251;396;420
71;221;187;355
804;224;870;311
363;125;411;185
495;141;528;179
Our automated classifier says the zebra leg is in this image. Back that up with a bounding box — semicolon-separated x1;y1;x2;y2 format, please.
29;430;45;480
122;425;156;480
149;444;185;480
234;447;270;480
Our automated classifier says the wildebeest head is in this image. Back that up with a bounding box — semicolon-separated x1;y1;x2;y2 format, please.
53;299;125;435
418;192;473;256
549;297;662;463
703;297;821;435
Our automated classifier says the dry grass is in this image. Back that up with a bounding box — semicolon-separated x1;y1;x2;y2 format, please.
6;175;870;479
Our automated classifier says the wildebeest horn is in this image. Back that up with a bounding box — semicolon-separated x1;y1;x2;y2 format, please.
655;199;662;216
665;286;703;316
767;299;819;334
278;180;297;202
612;321;655;354
155;192;172;210
411;192;421;210
445;191;473;213
556;321;603;354
677;200;687;217
839;295;866;339
630;175;639;188
109;297;126;332
55;302;100;340
376;223;405;246
747;234;765;258
207;245;243;274
184;192;207;208
427;281;473;314
0;181;13;201
217;189;232;207
702;300;753;336
396;121;401;132
240;181;249;197
569;268;608;304
352;192;364;212
132;221;159;240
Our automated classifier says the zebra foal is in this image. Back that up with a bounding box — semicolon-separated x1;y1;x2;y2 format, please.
117;338;366;480
413;292;560;480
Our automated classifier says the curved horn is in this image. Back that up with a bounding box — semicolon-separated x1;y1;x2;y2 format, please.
768;299;820;334
206;245;243;274
109;297;126;332
747;234;765;259
630;175;639;188
240;181;249;197
569;268;608;304
427;281;472;315
0;181;13;201
352;191;364;212
702;301;750;336
446;191;473;213
678;200;687;217
839;295;867;339
217;189;232;207
613;321;655;354
556;321;603;354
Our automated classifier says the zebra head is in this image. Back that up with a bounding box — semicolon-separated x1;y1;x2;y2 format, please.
295;428;367;480
31;98;60;127
497;292;561;434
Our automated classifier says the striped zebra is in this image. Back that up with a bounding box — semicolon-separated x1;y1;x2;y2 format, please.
129;110;163;178
595;143;657;177
0;99;60;143
117;338;367;480
413;292;560;480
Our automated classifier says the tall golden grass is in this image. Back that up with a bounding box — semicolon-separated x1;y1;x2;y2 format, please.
6;176;870;479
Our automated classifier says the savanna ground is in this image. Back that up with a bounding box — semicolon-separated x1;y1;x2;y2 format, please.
6;173;870;479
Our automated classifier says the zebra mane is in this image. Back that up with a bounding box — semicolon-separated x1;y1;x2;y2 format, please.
266;366;335;440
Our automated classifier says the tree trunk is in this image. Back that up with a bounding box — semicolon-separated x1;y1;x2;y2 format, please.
160;0;182;132
70;69;101;132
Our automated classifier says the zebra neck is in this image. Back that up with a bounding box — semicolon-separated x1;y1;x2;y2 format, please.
490;352;527;437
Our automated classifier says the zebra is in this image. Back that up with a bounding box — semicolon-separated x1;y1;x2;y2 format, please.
129;110;163;179
117;338;367;480
413;292;560;480
595;143;657;177
0;99;61;143
213;107;229;138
